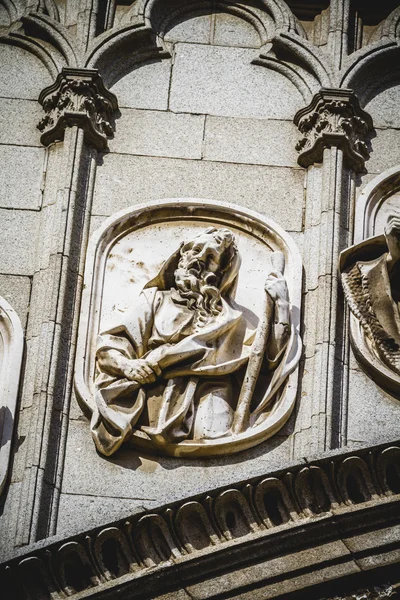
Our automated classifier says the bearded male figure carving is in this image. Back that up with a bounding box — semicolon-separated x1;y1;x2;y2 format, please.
341;214;400;392
93;227;295;456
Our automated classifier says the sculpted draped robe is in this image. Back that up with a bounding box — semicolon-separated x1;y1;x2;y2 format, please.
92;251;291;456
341;252;400;377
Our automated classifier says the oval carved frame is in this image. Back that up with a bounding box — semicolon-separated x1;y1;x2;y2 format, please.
75;199;302;457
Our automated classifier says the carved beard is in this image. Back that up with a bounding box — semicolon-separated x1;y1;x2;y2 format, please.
174;257;223;317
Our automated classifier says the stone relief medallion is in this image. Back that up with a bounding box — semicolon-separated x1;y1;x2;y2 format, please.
75;199;302;457
340;214;400;395
0;296;23;495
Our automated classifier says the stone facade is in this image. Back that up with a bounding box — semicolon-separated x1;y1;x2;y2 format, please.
0;1;400;598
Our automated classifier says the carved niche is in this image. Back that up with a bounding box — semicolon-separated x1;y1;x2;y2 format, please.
75;200;302;457
340;167;400;394
0;296;23;495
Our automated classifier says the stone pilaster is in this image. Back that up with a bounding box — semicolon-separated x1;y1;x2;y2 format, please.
293;89;373;455
10;70;118;546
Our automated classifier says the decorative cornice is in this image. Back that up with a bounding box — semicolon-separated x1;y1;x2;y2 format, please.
1;441;400;599
37;68;118;150
294;88;373;172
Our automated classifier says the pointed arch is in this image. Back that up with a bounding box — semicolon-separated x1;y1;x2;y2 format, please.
339;40;400;106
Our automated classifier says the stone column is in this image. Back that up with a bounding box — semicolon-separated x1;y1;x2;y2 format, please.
11;68;118;545
293;88;372;456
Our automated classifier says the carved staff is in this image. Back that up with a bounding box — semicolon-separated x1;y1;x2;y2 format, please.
232;251;285;434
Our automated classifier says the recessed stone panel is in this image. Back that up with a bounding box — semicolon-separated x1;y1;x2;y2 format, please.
0;44;52;100
0;209;40;275
169;44;304;119
111;59;172;110
0;145;44;210
204;116;299;167
110;109;205;159
93;154;304;231
0;98;42;146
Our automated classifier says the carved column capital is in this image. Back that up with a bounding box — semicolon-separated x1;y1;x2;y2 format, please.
38;68;118;150
294;88;373;172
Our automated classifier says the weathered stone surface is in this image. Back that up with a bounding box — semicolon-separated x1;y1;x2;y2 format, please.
212;11;262;47
111;59;172;110
0;146;44;210
165;13;212;44
365;84;400;128
0;99;42;146
0;44;52;99
367;127;400;173
203;116;299;167
109;109;205;159
170;44;304;119
56;493;150;537
346;360;400;445
0;275;31;328
93;154;305;231
60;419;293;518
0;210;39;275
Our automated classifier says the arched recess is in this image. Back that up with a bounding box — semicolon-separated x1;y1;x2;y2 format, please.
86;0;328;102
134;0;299;34
340;42;400;108
354;165;400;244
0;296;23;496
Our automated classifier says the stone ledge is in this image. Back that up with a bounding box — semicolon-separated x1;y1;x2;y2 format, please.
1;440;400;599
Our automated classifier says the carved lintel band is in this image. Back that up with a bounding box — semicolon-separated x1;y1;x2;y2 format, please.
37;68;118;150
294;88;373;172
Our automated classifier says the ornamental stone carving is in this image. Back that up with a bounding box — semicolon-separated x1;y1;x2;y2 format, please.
0;296;23;495
294;88;373;172
321;584;395;600
340;214;400;394
37;68;118;149
75;199;302;457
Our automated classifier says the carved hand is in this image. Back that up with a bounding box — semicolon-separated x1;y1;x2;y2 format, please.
264;270;289;303
124;359;161;385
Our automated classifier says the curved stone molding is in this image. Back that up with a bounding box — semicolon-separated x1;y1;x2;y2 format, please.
38;68;118;149
294;88;373;171
354;165;400;244
0;296;23;496
75;199;302;457
1;442;399;599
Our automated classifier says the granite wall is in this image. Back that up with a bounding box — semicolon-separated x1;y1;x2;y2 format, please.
0;0;400;575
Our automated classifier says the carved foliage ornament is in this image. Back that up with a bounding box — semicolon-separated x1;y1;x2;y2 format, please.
340;214;400;395
38;68;118;149
75;200;302;457
294;88;373;172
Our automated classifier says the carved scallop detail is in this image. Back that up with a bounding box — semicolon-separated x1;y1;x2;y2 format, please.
376;446;400;495
133;514;181;567
175;501;219;553
93;527;134;581
337;456;378;505
254;477;297;527
53;541;100;596
295;466;338;517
